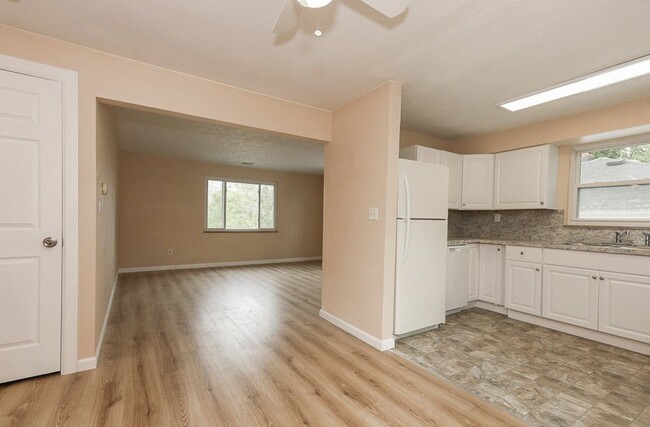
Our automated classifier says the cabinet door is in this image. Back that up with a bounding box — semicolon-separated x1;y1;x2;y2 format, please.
505;261;542;315
542;265;598;330
439;151;463;210
467;245;479;301
599;272;650;344
494;145;558;210
479;245;503;305
461;154;494;210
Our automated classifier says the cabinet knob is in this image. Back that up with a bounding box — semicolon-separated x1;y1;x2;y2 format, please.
540;201;544;206
520;251;524;255
599;277;605;281
497;248;500;251
592;275;597;280
536;268;540;272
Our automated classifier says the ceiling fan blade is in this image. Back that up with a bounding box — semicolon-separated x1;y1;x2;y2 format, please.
272;0;301;34
356;0;408;18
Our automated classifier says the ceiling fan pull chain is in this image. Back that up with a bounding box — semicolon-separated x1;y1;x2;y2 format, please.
314;9;323;37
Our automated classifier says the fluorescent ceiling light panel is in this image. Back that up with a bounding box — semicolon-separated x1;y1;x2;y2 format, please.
500;54;650;112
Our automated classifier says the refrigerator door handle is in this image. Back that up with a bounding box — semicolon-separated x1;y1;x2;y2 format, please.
404;173;411;221
403;174;411;264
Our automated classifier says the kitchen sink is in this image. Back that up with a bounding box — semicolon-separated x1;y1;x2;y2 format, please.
556;242;650;250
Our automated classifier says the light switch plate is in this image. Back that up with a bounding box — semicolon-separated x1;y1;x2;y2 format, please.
368;207;379;221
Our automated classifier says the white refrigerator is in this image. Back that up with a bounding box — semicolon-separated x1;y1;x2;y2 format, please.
394;159;449;336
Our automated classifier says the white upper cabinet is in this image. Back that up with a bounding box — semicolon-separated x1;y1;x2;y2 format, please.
462;154;494;210
399;145;463;210
439;151;463;210
494;145;559;210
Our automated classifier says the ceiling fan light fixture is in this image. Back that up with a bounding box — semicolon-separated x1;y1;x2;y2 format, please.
298;0;332;9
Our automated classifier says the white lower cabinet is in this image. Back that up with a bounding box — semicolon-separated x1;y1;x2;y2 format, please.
505;260;541;316
599;272;650;344
478;244;503;305
542;265;599;330
467;244;479;301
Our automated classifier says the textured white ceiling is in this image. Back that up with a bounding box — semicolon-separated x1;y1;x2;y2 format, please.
108;106;324;174
2;1;650;140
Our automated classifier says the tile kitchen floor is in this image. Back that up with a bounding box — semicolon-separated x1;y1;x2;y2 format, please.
394;308;650;426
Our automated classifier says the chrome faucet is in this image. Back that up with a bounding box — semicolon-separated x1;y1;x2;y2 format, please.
643;232;650;247
615;231;629;245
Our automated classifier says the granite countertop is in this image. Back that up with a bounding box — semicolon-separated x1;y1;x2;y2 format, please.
448;237;650;257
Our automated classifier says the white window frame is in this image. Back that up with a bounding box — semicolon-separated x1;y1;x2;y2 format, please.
204;177;278;232
568;134;650;227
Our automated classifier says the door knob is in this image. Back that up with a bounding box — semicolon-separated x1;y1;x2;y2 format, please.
43;237;58;248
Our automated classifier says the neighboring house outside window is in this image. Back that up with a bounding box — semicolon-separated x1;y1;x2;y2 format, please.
205;178;276;231
570;141;650;226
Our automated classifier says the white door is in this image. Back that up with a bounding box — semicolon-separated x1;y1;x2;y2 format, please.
395;219;447;335
478;244;503;304
0;69;63;383
542;265;598;330
461;154;494;210
599;272;650;344
397;159;448;220
504;260;541;316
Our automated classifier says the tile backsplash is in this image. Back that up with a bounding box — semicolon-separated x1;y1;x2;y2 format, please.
449;209;649;246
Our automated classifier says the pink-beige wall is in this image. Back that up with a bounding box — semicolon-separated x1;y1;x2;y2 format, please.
118;151;323;268
453;96;650;211
322;82;402;342
0;24;331;359
400;128;455;152
95;104;120;345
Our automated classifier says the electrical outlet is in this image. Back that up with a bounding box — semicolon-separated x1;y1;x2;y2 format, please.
368;207;379;221
167;248;173;256
494;213;501;223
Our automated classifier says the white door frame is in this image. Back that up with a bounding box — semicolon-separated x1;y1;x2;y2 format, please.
0;54;79;375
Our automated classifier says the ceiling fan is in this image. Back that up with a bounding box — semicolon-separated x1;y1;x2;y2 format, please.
273;0;409;35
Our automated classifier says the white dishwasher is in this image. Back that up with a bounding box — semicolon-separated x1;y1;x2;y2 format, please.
446;245;470;312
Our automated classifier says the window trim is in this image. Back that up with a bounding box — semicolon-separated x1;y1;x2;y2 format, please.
568;136;650;227
204;176;278;232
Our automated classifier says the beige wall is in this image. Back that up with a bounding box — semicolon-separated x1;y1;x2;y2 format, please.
322;82;402;341
400;128;454;152
0;24;331;358
454;96;650;211
118;152;323;268
95;104;120;347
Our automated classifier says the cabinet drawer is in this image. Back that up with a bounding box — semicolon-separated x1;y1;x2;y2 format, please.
506;246;542;263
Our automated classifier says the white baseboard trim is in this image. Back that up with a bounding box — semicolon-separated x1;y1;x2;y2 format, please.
467;300;508;315
76;356;97;372
118;256;322;274
76;272;119;372
319;309;395;351
509;310;650;356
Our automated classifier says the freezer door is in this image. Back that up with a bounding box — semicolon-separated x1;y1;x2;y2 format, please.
398;159;449;220
394;219;447;335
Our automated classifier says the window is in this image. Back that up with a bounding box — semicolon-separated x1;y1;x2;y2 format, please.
206;178;276;231
570;140;650;225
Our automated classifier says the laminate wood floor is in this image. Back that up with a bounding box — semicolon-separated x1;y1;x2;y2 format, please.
0;262;523;426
